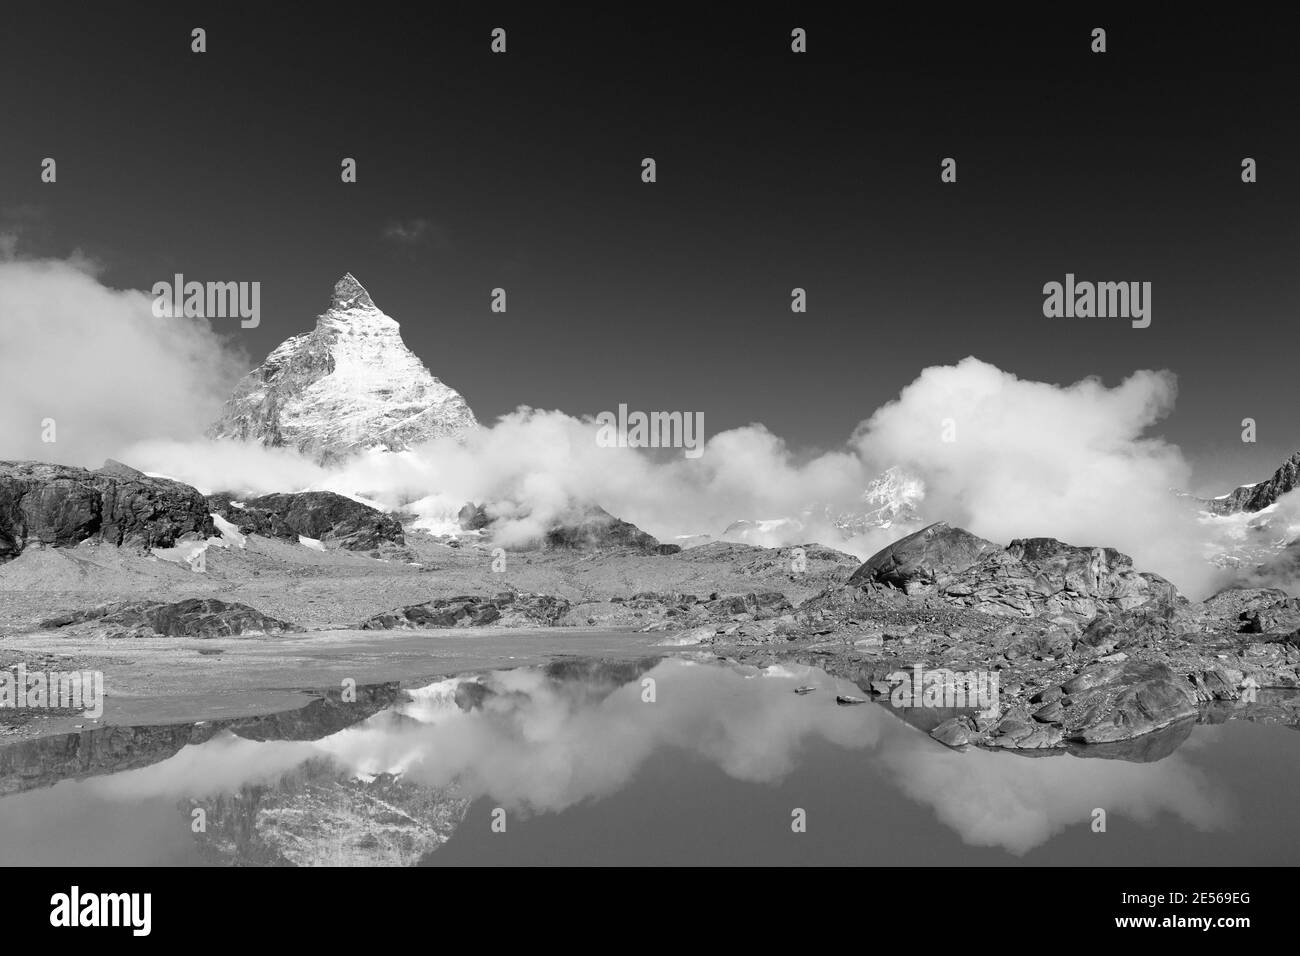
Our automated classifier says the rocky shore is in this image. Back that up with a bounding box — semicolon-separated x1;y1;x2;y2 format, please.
650;523;1300;752
4;457;1299;756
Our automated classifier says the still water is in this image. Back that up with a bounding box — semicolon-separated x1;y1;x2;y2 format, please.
0;657;1295;865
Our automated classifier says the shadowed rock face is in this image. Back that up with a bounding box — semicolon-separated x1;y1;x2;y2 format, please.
1239;597;1300;635
774;519;1300;751
1045;659;1200;744
0;460;214;563
847;522;1000;592
208;491;404;551
39;599;301;638
0;684;401;796
947;538;1179;620
1064;717;1196;763
847;522;1178;620
1201;450;1300;515
1192;587;1289;624
545;505;678;553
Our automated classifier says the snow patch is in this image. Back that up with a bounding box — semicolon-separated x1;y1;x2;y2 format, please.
406;494;468;536
151;536;224;567
211;513;247;548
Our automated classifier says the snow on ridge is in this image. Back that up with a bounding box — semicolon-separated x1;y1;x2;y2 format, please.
207;273;477;463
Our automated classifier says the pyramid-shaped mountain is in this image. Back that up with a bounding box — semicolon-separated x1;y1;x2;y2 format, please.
208;274;477;463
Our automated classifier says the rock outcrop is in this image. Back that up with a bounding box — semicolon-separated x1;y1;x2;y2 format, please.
847;521;1000;592
1035;659;1200;745
693;523;1300;752
846;522;1178;620
40;599;301;638
1238;596;1300;635
208;491;404;551
207;273;477;463
1197;450;1300;514
360;592;572;630
0;460;214;563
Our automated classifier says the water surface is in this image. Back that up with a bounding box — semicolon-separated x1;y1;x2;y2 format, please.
0;657;1296;865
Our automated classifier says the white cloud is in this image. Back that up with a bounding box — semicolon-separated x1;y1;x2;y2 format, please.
89;661;1231;855
122;357;1226;594
0;254;246;467
848;357;1221;594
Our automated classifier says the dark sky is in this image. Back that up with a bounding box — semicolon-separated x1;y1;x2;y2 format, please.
3;4;1298;493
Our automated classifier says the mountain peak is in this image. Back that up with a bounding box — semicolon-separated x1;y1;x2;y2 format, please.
331;272;376;311
208;274;477;463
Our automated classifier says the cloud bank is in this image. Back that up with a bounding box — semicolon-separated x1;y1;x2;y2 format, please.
1;254;1239;595
123;359;1221;594
0;253;246;467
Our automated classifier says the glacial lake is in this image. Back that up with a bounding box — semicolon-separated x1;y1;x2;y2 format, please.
0;657;1297;866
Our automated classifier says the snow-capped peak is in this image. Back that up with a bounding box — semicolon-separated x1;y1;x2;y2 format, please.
331;272;377;312
860;465;926;513
207;273;477;463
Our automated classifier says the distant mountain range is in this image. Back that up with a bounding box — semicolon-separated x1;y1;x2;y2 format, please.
829;466;925;535
720;467;925;548
1183;450;1300;573
1190;451;1300;515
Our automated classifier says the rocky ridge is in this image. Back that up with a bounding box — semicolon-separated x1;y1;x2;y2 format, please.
0;460;214;563
457;501;682;554
1197;451;1300;515
209;491;406;554
643;521;1300;752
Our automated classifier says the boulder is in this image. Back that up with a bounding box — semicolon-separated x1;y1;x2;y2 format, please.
41;599;300;638
847;522;1000;592
1054;660;1199;744
930;717;972;748
1239;597;1300;635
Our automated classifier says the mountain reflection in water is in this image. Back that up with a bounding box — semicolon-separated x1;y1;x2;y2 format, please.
1;656;1297;865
